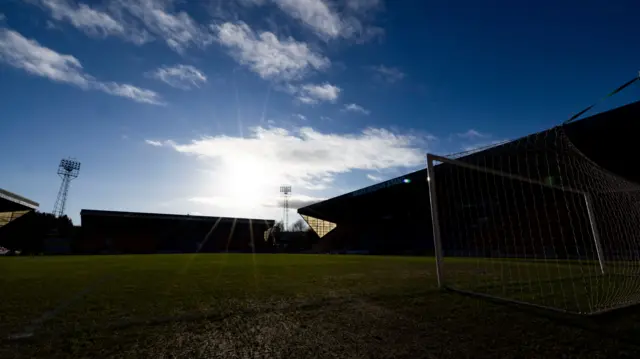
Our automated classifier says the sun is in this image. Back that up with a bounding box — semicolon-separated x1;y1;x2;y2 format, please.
214;161;272;207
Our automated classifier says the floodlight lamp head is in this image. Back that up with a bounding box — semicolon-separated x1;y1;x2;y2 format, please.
60;159;80;172
57;158;81;177
280;185;291;195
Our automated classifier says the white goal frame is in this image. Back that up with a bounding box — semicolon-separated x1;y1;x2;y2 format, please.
426;153;606;313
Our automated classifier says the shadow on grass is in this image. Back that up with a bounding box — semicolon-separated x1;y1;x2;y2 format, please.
447;286;640;347
5;288;442;345
6;285;640;357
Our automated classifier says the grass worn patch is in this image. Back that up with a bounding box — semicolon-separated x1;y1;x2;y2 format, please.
1;254;640;358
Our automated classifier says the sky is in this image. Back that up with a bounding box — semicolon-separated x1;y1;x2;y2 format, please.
0;0;639;225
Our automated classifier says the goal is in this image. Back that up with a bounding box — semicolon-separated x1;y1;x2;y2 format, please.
426;126;640;314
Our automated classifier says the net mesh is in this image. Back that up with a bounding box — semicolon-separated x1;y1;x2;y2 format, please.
429;126;640;314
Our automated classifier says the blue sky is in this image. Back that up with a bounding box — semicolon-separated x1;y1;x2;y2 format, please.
1;0;639;225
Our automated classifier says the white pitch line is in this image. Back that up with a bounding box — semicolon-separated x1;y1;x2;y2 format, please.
8;275;114;340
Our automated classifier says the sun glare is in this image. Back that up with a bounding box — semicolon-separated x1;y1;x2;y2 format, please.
214;161;272;207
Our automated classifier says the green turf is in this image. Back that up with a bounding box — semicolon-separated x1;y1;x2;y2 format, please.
1;254;640;358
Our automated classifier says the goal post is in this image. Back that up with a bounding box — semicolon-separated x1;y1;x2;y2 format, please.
584;193;606;275
425;127;640;314
426;154;444;288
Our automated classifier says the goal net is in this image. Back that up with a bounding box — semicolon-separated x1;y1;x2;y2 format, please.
427;126;640;314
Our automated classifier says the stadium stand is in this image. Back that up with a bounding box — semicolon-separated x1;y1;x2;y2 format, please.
299;100;640;254
0;188;39;251
0;189;38;229
79;210;275;254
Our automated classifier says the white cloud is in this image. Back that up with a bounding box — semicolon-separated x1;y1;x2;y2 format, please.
46;20;61;30
113;0;214;53
271;0;383;42
96;82;163;104
366;173;382;182
272;0;342;39
457;129;488;140
31;0;212;52
149;64;207;90
370;65;405;83
0;28;162;105
0;28;90;87
297;97;314;105
149;126;427;194
37;0;128;38
145;139;163;146
32;0;150;44
295;83;340;104
292;113;306;121
213;21;329;81
343;103;370;115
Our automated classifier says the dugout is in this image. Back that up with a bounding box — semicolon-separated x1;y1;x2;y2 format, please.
298;100;640;254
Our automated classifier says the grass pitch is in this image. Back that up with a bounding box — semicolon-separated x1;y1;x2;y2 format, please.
1;254;640;358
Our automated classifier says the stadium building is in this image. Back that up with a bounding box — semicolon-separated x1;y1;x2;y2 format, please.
0;189;39;251
79;210;275;254
298;100;640;255
0;189;39;228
